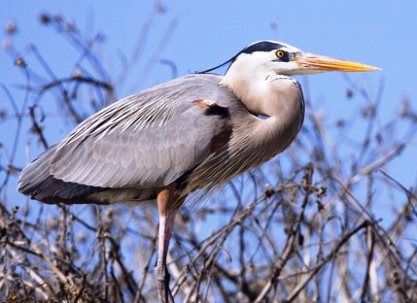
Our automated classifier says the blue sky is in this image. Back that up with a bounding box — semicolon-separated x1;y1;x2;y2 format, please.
1;0;416;189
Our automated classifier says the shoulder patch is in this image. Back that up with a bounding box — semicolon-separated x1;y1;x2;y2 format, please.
193;99;230;119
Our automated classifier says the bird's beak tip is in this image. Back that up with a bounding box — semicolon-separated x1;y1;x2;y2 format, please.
358;65;381;73
358;64;381;72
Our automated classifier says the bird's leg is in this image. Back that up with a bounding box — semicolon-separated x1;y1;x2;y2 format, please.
155;188;178;303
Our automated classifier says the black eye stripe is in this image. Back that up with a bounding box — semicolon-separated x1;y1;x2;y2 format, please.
241;41;284;54
197;41;293;74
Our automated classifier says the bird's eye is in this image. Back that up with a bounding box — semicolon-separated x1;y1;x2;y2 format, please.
275;50;286;59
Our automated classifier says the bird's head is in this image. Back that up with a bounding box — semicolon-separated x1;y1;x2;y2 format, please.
204;40;379;80
207;40;380;113
236;40;380;76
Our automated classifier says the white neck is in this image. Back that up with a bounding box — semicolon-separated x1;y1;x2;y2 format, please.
220;56;304;152
221;55;299;118
221;53;274;115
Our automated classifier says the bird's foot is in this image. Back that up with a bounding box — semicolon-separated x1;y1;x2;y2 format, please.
155;265;174;303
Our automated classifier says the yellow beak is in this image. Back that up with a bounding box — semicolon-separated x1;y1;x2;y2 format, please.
296;53;380;72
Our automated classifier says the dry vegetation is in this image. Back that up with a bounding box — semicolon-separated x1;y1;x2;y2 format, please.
1;10;417;303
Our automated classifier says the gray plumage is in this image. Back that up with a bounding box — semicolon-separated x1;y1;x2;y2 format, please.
18;73;304;204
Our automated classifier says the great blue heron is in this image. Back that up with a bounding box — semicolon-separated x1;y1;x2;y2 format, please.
18;40;378;303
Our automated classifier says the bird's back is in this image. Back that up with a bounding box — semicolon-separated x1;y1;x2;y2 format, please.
18;74;244;204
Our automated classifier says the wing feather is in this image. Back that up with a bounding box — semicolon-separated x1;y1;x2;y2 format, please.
49;75;233;189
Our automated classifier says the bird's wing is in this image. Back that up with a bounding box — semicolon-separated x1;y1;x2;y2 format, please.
49;75;232;189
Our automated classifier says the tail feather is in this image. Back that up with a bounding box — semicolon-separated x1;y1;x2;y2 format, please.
18;146;56;195
18;146;104;204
